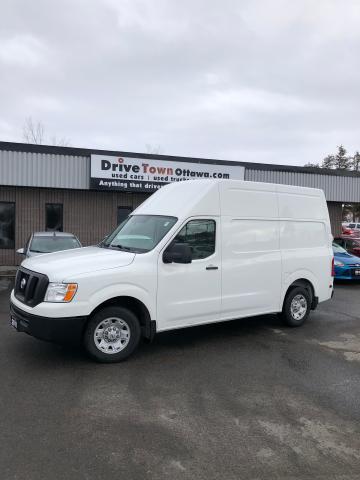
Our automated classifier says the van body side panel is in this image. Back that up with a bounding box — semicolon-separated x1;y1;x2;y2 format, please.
277;192;328;221
219;182;279;219
277;187;333;304
276;184;330;219
221;218;281;318
279;222;332;303
219;182;282;318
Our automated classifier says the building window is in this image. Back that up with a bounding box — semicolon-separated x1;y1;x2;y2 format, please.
0;202;15;249
46;204;63;231
117;207;132;225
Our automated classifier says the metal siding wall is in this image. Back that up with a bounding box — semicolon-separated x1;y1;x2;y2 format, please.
244;168;360;203
0;150;90;190
2;148;360;202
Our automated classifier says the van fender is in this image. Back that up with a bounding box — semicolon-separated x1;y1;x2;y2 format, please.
280;270;318;309
86;283;156;320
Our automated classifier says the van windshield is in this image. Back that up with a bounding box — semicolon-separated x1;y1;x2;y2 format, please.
101;215;177;253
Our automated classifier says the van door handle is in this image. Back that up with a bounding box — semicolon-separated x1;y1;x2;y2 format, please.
206;265;218;270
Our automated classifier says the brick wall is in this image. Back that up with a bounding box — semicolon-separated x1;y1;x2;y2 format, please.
0;186;149;266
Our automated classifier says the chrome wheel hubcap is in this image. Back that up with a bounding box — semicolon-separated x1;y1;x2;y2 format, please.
290;294;307;320
94;317;130;354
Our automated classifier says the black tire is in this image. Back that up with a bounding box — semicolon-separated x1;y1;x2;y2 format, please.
84;306;141;363
280;286;311;327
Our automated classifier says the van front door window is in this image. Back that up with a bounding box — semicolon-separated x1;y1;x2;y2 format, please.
173;219;216;260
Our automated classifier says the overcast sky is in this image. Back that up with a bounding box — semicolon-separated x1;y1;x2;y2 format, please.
1;0;360;166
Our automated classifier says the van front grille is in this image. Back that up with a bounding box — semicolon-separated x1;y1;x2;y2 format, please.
14;267;49;307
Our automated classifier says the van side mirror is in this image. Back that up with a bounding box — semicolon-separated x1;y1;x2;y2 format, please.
16;248;25;255
163;242;192;264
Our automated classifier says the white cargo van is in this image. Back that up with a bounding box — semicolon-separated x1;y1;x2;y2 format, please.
10;180;334;362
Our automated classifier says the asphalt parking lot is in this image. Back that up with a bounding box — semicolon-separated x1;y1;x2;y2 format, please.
1;278;360;480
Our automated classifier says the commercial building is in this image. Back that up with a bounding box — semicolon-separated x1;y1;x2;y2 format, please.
1;141;359;265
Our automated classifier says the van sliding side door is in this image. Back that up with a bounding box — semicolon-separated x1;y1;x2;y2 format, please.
220;218;281;319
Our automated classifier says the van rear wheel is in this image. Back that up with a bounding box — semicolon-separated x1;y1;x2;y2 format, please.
84;306;141;362
281;287;311;327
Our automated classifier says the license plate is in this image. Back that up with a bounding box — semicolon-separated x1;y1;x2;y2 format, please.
355;270;360;276
10;316;18;329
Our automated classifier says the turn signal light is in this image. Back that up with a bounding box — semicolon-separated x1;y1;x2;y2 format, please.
64;283;78;302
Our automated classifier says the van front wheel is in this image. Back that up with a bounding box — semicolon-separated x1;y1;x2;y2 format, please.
281;287;311;327
84;306;141;362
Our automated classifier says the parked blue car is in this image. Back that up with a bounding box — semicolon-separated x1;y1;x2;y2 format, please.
333;242;360;280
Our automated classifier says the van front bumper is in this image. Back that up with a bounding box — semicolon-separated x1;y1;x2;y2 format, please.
10;302;87;345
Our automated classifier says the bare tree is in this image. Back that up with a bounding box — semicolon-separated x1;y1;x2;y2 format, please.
50;135;71;147
22;117;71;146
23;117;45;144
145;144;163;155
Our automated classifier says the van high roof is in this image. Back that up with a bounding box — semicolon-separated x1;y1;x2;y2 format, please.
133;179;327;222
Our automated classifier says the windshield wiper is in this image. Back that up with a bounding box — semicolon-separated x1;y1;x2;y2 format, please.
110;244;132;251
30;250;48;253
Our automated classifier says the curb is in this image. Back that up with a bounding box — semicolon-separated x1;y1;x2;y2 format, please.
0;268;17;277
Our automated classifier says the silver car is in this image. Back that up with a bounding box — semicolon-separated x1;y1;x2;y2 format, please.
17;231;82;258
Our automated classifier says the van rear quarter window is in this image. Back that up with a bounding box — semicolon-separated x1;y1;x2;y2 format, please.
225;219;279;253
278;193;326;220
220;186;278;218
280;221;326;249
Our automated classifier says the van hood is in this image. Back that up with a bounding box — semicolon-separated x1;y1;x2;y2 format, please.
21;246;135;281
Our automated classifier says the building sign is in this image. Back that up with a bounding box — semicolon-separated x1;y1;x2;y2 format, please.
90;154;245;192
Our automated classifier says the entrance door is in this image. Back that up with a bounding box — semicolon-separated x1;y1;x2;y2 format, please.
157;218;221;330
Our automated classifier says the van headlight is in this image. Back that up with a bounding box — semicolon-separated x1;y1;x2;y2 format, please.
44;283;78;302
